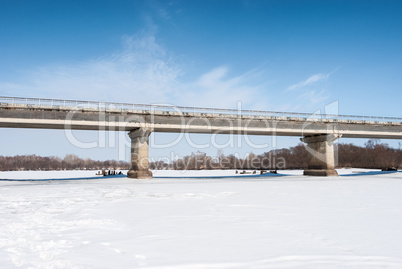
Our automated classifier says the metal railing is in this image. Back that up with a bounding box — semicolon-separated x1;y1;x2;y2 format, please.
0;96;401;124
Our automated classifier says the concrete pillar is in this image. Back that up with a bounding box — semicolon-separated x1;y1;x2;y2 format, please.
127;128;153;179
300;134;340;177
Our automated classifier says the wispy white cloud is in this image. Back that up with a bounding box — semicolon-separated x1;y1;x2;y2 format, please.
299;89;330;106
175;66;267;109
147;0;183;21
286;73;330;91
0;33;268;110
0;34;184;104
278;71;335;112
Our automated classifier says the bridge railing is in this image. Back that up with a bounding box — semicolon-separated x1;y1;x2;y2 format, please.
1;96;401;124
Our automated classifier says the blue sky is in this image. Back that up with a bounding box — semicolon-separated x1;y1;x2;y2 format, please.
0;0;401;161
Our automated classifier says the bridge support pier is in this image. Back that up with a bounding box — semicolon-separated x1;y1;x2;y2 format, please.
301;134;340;177
127;128;153;179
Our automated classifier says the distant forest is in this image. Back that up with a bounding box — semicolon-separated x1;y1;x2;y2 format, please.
0;154;130;171
0;139;401;171
151;139;402;171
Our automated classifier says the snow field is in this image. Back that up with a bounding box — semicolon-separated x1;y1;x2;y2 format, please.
1;170;402;268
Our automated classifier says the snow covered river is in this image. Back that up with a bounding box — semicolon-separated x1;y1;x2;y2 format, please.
1;170;402;268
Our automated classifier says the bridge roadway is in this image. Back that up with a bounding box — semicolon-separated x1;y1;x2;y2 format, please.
0;96;401;177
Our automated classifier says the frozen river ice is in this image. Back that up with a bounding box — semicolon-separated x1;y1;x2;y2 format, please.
1;169;402;268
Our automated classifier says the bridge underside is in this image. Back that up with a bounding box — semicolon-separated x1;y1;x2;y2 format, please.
125;128;344;179
1;106;401;178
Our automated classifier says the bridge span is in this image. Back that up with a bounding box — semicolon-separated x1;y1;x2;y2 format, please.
1;96;401;177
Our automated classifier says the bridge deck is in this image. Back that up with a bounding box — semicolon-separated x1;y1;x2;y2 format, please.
1;96;401;123
0;96;401;139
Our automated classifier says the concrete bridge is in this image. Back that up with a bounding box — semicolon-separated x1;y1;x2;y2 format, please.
1;96;401;178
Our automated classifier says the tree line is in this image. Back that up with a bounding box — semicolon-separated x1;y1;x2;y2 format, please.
0;154;130;171
0;140;401;171
150;139;402;170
